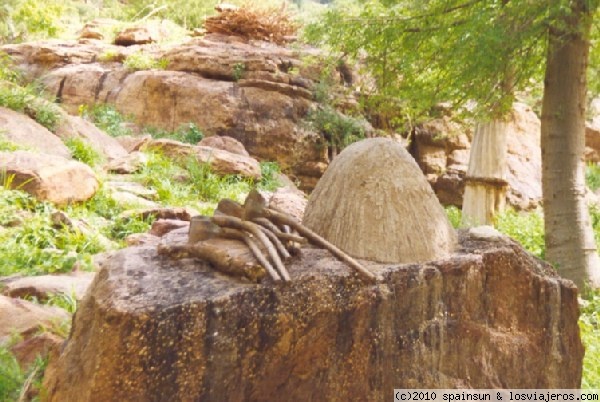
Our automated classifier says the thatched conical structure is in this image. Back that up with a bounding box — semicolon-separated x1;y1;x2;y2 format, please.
303;138;456;264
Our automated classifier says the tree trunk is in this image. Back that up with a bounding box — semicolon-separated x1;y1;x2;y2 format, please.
461;120;509;226
541;0;600;289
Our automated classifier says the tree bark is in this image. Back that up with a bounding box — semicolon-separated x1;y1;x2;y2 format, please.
541;0;600;289
461;120;509;226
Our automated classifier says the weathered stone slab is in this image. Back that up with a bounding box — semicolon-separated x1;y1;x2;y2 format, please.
42;232;583;401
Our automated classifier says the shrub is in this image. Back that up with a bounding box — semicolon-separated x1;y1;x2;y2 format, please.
79;104;133;137
145;123;204;144
306;105;367;157
0;77;61;131
258;161;281;191
587;163;600;192
580;289;600;389
123;51;169;71
0;346;24;401
64;137;103;167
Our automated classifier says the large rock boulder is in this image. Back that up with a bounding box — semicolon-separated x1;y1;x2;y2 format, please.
55;114;129;162
3;272;96;302
0;150;99;204
2;36;330;188
0;107;71;158
144;138;262;179
42;232;583;401
0;295;69;343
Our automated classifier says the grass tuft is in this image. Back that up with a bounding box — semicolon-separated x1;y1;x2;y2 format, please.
64;137;103;167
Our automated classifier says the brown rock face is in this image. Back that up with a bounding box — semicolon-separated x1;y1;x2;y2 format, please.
144;138;262;179
198;135;250;156
0;295;69;343
0;107;71;158
42;233;583;401
55;115;129;162
4;36;329;188
114;27;155;46
0;151;99;205
3;273;95;302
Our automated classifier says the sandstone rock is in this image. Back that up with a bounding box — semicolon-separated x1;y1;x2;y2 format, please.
145;138;262;179
198;135;250;156
0;107;71;158
105;151;148;173
55;115;129;162
0;295;69;343
42;233;583;401
30;37;329;187
10;332;64;370
149;219;190;237
114;27;155;46
120;206;199;221
585;123;600;163
1;40;106;75
0;151;99;205
124;233;161;247
268;187;307;222
3;273;96;302
79;24;104;41
106;180;157;200
504;103;542;210
196;145;261;179
115;135;151;153
109;190;159;209
143;138;195;158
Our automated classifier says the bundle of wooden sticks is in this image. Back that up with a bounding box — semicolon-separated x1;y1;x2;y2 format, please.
159;190;376;283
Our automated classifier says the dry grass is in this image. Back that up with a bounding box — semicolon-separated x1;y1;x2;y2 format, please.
204;3;298;44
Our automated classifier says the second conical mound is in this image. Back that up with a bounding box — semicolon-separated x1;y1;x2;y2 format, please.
303;138;457;264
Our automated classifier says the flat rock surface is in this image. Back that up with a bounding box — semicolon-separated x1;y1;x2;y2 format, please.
42;232;583;401
3;272;96;301
0;295;69;343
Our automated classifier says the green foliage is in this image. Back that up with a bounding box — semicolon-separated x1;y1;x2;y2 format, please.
64;137;103;167
306;105;366;153
46;291;78;314
79;104;133;137
136;152;253;208
123;51;169;71
258;161;282;191
0;0;70;43
232;62;246;81
0;346;24;401
580;289;600;388
146;123;204;144
0;51;22;83
304;0;553;126
0;131;24;151
109;216;152;241
494;209;546;259
587;163;600;191
0;53;61;131
444;206;462;229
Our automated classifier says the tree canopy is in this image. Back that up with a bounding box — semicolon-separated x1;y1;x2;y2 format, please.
305;1;592;125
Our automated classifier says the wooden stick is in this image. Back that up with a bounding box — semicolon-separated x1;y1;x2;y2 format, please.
253;217;306;243
219;228;281;282
257;225;291;260
212;215;291;281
